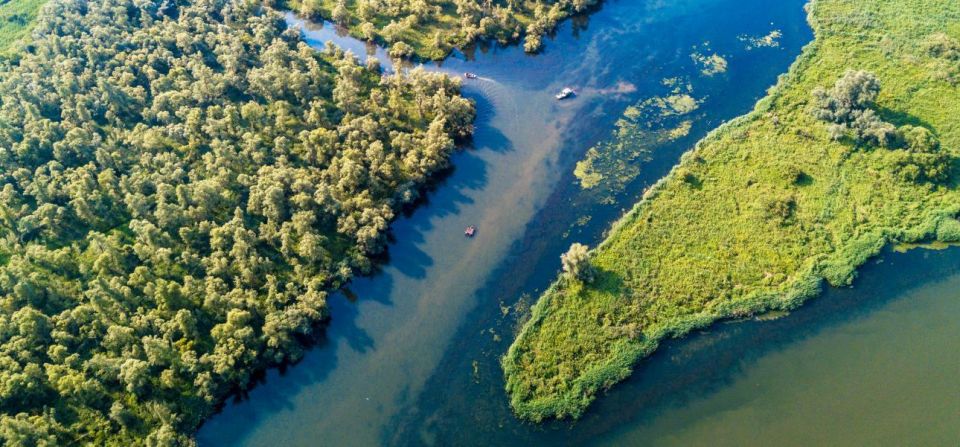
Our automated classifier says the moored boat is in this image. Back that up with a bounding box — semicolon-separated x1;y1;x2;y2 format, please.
555;87;575;100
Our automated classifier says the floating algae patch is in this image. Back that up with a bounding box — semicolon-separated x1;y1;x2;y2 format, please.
691;46;729;76
739;30;784;50
754;309;790;321
654;94;700;116
668;121;693;139
574;83;702;194
574;149;607;189
573;120;695;192
893;241;954;252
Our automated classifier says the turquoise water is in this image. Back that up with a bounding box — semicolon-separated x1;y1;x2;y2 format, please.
197;1;955;446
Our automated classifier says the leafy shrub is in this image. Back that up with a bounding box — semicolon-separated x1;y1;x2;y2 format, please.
388;41;414;58
764;195;797;224
813;70;898;146
923;32;960;60
900;124;940;152
936;217;960;242
922;32;960;84
561;243;595;283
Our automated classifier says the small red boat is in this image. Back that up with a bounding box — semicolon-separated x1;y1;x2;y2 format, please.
464;225;477;237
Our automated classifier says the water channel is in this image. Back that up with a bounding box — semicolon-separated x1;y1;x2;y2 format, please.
197;1;958;445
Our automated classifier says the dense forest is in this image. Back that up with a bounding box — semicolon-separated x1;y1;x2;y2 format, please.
0;0;473;443
504;0;960;421
285;0;602;59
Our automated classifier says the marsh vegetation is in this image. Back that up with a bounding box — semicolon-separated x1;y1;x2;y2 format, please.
504;0;960;422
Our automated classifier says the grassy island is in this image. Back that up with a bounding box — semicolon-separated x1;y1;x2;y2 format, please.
504;0;960;421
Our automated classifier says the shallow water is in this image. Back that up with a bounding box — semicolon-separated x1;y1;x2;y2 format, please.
193;1;952;445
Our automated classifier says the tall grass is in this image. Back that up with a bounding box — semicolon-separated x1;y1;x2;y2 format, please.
504;0;960;422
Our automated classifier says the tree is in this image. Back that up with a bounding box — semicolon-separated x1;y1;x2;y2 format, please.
812;70;897;146
332;0;350;24
813;70;881;122
359;21;376;41
299;0;322;18
561;243;595;283
389;41;415;59
900;125;940;152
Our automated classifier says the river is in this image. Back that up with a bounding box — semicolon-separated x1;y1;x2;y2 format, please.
196;0;958;445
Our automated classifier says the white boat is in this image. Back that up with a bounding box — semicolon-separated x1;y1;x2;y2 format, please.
555;87;575;100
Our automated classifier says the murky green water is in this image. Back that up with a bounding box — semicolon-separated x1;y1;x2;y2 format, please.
196;1;959;446
592;247;960;447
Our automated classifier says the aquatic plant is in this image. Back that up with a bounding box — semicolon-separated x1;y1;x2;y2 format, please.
573;84;701;195
739;29;783;49
691;51;729;76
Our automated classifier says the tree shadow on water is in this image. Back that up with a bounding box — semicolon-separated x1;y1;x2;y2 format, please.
196;283;382;445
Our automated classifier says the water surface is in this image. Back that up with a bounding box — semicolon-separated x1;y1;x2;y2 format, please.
192;1;958;446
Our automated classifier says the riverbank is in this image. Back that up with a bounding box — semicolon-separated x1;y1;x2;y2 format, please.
504;0;960;421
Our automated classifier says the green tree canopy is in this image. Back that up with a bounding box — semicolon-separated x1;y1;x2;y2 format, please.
0;0;474;442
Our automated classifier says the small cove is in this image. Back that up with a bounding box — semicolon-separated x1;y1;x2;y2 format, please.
192;1;955;445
